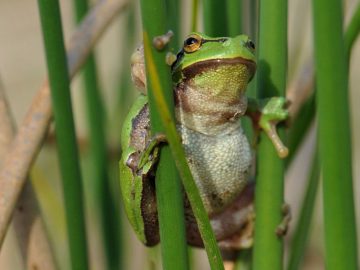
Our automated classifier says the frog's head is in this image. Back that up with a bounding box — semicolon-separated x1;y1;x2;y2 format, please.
172;32;256;96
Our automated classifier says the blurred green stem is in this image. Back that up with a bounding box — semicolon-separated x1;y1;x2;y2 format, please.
203;0;228;36
226;0;242;36
287;151;320;270
166;0;180;48
287;3;360;166
72;0;120;269
191;0;199;32
345;3;360;62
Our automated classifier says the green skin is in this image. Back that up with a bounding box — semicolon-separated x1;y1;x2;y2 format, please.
119;32;288;248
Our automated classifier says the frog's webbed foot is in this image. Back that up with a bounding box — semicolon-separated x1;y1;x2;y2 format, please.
275;203;292;237
137;133;167;173
258;97;289;158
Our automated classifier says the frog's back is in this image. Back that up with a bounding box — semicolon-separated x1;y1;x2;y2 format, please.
120;94;149;151
119;94;160;246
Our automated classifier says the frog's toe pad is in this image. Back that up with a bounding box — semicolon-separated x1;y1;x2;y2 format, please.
262;97;289;121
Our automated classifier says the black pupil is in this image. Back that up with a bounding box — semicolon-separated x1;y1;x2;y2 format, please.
185;37;198;46
248;40;255;49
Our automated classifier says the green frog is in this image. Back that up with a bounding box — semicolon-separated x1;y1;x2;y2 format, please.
119;32;288;249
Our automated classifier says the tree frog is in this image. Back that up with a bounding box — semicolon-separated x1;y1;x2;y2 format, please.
119;32;288;249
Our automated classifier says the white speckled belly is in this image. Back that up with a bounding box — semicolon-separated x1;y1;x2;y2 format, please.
178;124;252;215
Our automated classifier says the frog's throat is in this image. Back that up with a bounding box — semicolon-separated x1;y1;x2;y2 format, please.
181;57;256;81
175;85;248;135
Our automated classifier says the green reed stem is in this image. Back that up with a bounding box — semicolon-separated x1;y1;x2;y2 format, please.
203;0;228;36
227;0;242;36
312;0;358;269
287;151;320;270
140;1;224;269
139;1;189;269
72;0;120;269
166;0;181;48
287;3;360;167
345;3;360;63
253;0;287;269
37;0;89;269
191;0;199;32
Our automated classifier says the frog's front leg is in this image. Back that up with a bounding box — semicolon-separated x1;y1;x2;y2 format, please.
247;97;289;158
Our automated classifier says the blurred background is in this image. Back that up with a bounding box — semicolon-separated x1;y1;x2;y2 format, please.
0;0;359;269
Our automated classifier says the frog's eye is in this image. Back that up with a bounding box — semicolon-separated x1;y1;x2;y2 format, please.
246;39;256;52
183;34;202;53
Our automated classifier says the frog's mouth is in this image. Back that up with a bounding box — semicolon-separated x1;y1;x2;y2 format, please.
181;57;257;81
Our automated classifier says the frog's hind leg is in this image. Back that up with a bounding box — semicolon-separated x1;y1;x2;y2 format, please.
185;182;255;248
275;203;292;237
217;208;255;250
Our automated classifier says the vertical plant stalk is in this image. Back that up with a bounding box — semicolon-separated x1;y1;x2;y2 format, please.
226;0;242;36
191;0;199;32
37;0;89;269
345;3;360;63
139;1;189;270
166;0;180;48
253;0;287;269
72;0;120;269
0;0;127;249
0;81;56;269
139;2;224;269
142;33;224;270
203;0;228;36
312;0;358;269
287;151;320;270
286;3;360;166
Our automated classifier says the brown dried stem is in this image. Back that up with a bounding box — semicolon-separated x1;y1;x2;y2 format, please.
0;77;56;269
0;0;128;247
